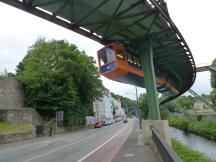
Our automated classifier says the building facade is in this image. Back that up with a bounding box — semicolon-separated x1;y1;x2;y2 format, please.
112;97;125;118
93;89;113;121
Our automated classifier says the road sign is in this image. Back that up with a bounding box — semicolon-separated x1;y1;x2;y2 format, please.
56;111;64;122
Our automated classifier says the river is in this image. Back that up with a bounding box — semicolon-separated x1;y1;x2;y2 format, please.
170;127;216;161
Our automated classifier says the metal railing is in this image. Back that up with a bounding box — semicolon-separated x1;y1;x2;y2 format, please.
151;126;183;162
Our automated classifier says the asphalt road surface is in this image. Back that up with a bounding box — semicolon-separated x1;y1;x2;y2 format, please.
0;119;133;162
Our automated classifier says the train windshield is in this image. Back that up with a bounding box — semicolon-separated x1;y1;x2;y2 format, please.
99;47;115;66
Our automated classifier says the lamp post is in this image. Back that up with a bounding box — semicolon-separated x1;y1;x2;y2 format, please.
125;86;142;129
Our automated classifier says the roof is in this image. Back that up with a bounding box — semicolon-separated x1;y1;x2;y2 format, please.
1;0;196;103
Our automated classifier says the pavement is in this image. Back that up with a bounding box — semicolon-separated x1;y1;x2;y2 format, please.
112;120;157;162
0;118;157;162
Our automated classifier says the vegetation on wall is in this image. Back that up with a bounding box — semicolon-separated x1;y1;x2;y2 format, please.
16;38;103;126
0;69;15;78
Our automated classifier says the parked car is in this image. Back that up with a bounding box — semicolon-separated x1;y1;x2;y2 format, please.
123;119;128;123
94;121;103;128
107;120;112;125
102;120;109;126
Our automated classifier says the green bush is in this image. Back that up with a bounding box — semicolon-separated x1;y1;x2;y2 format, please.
169;117;216;140
188;121;216;139
172;139;213;162
168;117;189;131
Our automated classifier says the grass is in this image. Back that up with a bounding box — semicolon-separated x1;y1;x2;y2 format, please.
0;123;33;134
168;117;216;140
172;139;213;162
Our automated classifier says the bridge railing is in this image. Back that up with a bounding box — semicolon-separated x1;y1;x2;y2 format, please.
151;126;183;162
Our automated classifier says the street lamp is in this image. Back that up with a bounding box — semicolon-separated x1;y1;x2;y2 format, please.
125;86;142;129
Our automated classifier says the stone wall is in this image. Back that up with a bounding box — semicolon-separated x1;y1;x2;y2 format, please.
0;108;43;125
0;77;24;109
0;127;36;144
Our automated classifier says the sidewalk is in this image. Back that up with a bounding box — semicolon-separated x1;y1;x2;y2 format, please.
112;121;157;162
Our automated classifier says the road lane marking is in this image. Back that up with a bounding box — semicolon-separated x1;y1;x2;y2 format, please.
0;129;95;154
77;124;128;162
124;153;135;157
29;142;50;151
22;130;106;162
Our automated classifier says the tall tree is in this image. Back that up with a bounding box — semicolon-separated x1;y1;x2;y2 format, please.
16;38;103;125
175;95;195;109
210;59;216;105
138;93;149;119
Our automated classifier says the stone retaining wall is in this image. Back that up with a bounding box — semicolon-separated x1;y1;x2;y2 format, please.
0;77;24;109
0;127;36;144
0;108;42;125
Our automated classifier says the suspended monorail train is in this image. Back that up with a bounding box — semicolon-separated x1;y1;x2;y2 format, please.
97;44;179;95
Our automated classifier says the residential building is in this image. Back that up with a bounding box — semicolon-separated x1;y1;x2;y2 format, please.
112;97;125;118
93;89;113;121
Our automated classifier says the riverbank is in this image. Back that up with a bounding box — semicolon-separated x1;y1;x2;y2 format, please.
168;117;216;140
172;139;213;162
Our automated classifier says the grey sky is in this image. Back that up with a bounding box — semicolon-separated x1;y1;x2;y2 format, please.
0;1;215;99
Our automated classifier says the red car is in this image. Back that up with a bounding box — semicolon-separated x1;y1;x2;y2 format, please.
94;122;102;128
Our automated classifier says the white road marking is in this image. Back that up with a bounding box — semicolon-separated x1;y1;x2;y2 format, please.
77;125;128;162
23;130;104;162
29;142;50;151
124;153;135;157
0;129;93;154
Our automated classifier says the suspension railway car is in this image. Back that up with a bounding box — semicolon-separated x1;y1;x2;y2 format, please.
97;44;178;95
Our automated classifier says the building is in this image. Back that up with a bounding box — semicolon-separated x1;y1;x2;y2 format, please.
112;97;125;118
194;100;205;110
93;89;113;121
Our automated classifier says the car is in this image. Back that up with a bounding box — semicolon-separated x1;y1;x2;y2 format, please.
107;120;112;125
102;120;109;126
94;121;103;128
123;119;128;123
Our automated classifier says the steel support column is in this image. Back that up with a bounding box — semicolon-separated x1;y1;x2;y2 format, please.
141;38;161;120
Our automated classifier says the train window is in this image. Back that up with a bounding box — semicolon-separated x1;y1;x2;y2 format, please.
133;57;141;67
116;49;125;60
99;47;115;66
127;53;133;64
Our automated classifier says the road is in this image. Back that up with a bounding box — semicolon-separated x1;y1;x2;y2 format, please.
0;119;134;162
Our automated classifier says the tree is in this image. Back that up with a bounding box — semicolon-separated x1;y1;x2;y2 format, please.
175;95;195;109
111;92;136;108
16;38;103;125
210;89;216;105
138;93;149;119
210;59;216;105
210;59;216;88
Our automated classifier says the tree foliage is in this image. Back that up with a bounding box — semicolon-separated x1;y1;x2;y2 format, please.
210;89;216;105
16;38;103;125
138;93;149;119
175;95;195;109
111;92;136;108
210;59;216;88
210;59;216;105
138;93;169;119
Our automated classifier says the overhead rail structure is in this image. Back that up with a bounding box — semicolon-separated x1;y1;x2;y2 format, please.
1;0;196;119
188;89;216;112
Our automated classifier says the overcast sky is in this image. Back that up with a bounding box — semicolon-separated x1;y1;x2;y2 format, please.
0;1;215;100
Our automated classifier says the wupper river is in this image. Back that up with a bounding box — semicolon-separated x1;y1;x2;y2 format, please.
170;127;216;161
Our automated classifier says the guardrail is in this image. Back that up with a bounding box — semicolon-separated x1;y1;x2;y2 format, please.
151;126;183;162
